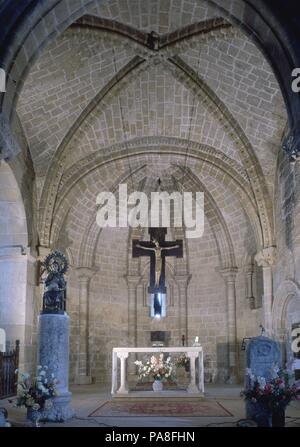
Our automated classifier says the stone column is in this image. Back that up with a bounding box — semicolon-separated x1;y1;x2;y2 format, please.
176;275;191;345
38;313;74;421
117;351;129;394
255;247;276;337
187;351;199;393
75;267;96;385
220;267;238;383
0;245;36;372
246;265;255;310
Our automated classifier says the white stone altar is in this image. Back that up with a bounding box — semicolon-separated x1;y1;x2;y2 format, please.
111;347;204;398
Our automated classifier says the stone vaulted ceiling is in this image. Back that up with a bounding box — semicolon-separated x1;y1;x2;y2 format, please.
14;0;288;267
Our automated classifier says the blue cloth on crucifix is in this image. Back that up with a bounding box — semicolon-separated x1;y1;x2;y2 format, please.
132;228;183;293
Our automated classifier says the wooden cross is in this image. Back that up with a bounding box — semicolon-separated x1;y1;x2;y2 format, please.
132;228;183;293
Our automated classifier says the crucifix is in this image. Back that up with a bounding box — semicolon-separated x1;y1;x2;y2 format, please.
132;228;183;294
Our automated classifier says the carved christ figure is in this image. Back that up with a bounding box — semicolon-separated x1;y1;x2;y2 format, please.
136;238;179;288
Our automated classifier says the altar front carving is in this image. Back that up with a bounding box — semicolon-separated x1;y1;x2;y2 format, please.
111;347;204;397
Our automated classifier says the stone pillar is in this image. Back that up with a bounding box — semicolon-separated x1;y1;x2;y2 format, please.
176;275;191;345
286;159;300;276
117;352;129;394
0;245;36;372
187;351;198;393
125;275;140;376
38;313;74;421
75;267;96;385
255;247;277;337
220;267;238;383
246;265;255;310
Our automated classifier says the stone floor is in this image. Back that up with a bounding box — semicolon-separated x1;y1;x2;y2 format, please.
1;384;300;427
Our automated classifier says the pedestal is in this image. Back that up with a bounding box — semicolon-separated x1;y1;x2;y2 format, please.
246;400;272;427
37;313;74;421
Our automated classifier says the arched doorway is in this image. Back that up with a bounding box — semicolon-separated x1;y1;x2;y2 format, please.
273;280;300;374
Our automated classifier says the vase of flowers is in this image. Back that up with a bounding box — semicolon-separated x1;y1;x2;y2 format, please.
26;407;42;427
242;367;300;427
135;353;174;391
11;365;58;427
175;354;190;372
272;404;286;427
152;379;163;392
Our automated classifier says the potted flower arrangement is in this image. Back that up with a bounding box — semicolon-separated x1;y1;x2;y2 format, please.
241;367;300;427
134;353;174;391
11;365;58;427
175;353;190;372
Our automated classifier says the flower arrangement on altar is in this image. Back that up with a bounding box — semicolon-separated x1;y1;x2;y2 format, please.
134;353;175;381
241;367;300;411
10;365;58;412
174;353;190;371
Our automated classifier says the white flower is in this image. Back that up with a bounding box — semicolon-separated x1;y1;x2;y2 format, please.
257;376;266;389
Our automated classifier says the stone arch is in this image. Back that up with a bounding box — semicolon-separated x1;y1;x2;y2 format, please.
272;279;300;339
68;162;236;272
208;0;300;158
167;55;274;248
76;165;146;268
72;15;232;50
48;145;262;255
37;47;274;249
172;165;236;269
0;0;298;160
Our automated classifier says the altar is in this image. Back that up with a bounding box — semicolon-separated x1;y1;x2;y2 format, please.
111;346;204;398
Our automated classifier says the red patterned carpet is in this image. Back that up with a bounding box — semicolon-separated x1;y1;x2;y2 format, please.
89;400;233;417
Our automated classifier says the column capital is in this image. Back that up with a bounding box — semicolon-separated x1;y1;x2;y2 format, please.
187;351;199;359
37;246;51;260
75;266;98;282
117;351;129;359
124;274;142;287
219;267;238;282
255;246;277;267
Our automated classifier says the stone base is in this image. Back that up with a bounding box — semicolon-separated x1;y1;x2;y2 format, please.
75;375;92;385
38;314;74;422
40;393;75;422
112;390;205;399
